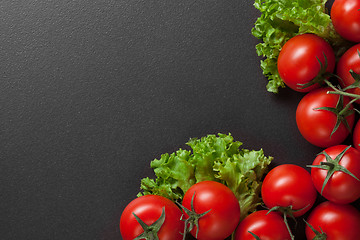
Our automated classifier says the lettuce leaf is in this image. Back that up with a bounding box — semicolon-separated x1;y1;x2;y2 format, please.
252;0;348;93
138;133;273;220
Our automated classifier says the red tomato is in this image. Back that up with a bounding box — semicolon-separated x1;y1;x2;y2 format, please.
181;181;240;240
331;0;360;42
261;164;317;217
234;210;291;240
309;145;360;204
119;195;184;240
296;87;355;148
305;201;360;240
336;43;360;104
277;33;335;92
354;119;360;150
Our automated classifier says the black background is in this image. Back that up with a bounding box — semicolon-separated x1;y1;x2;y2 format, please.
2;0;359;239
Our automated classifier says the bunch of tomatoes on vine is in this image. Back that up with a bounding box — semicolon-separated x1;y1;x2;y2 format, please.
257;0;360;238
119;0;360;239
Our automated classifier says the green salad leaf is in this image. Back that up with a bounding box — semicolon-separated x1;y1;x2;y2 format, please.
252;0;348;93
138;133;273;220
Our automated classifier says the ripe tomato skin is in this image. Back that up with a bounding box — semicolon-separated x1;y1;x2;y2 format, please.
234;210;291;240
296;87;355;148
305;201;360;240
354;119;360;151
182;181;240;240
261;164;317;217
331;0;360;42
277;33;335;92
119;195;184;240
336;43;360;104
310;145;360;204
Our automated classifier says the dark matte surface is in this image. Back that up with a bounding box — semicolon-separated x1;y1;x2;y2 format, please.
1;0;358;239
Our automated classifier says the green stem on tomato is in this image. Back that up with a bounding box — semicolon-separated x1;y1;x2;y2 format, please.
132;207;166;240
177;192;211;240
304;219;327;240
327;90;360;100
266;206;296;240
324;78;360;100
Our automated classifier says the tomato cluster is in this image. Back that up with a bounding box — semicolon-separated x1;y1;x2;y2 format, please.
276;1;360;150
236;151;360;239
268;0;360;237
119;1;360;239
278;34;360;149
237;5;360;235
120;161;360;239
239;1;360;237
120;181;241;240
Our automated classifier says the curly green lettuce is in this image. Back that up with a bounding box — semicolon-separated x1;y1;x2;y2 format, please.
252;0;348;93
138;133;273;220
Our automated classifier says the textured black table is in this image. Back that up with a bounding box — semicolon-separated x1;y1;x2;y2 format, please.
2;0;358;239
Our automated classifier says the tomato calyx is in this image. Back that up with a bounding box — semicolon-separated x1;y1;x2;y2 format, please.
313;93;354;136
307;145;360;195
266;206;301;240
297;54;330;90
346;69;360;91
326;50;360;102
327;71;360;101
325;80;360;117
132;207;166;240
177;192;211;240
304;220;327;240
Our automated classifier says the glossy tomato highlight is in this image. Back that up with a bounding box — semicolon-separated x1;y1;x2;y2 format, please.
331;0;360;42
296;87;355;148
234;210;291;240
181;181;240;240
277;33;335;92
120;195;184;240
306;201;360;240
309;145;360;204
261;164;317;217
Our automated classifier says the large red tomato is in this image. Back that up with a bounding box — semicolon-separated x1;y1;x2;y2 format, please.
354;119;360;150
181;181;240;240
234;210;291;240
277;33;335;92
305;201;360;240
261;164;317;217
296;87;355;148
331;0;360;42
120;195;184;240
309;145;360;204
336;43;360;104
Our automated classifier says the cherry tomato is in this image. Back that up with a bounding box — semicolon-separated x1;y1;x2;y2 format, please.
331;0;360;42
354;119;360;150
181;181;240;240
305;201;360;240
119;195;184;240
296;87;355;148
277;33;335;92
234;210;291;240
309;145;360;204
336;43;360;104
261;164;317;217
